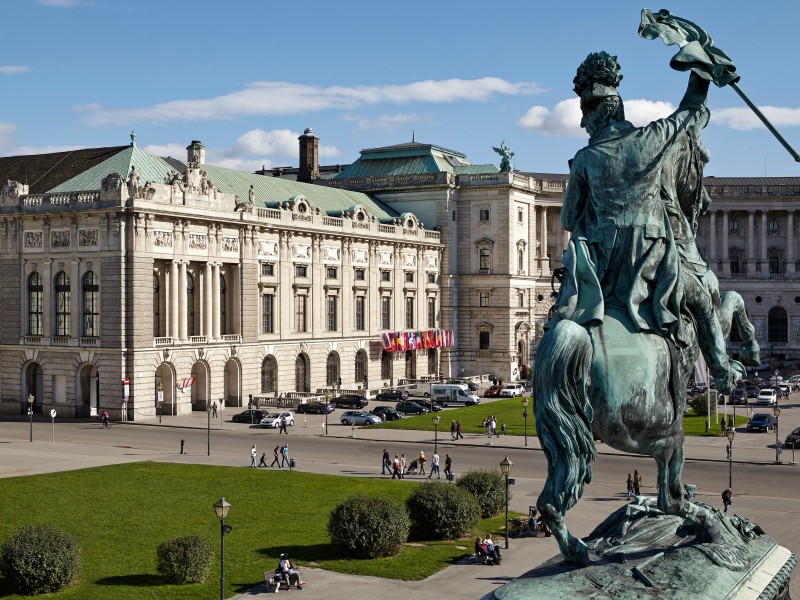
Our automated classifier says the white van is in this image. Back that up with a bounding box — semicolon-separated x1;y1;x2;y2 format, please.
430;384;480;407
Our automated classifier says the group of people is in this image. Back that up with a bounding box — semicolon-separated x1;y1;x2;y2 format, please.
272;553;304;589
625;470;643;499
474;533;502;564
720;415;735;436
449;420;465;440
482;416;500;439
252;444;290;468
383;449;452;480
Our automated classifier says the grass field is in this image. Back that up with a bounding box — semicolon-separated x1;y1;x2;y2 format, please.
0;463;509;599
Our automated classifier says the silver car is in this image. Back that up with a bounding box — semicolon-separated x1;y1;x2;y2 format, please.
340;410;381;426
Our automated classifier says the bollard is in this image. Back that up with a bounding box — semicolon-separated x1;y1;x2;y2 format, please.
351;423;356;438
180;439;185;454
304;416;307;428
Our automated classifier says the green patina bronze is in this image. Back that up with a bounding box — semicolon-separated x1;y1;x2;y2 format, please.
493;141;514;172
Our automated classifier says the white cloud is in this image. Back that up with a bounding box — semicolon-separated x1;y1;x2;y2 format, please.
80;78;545;126
0;66;30;75
141;143;188;159
518;97;676;137
228;129;301;157
713;106;800;130
342;112;420;131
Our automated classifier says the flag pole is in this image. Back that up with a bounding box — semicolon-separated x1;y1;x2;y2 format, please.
729;82;800;162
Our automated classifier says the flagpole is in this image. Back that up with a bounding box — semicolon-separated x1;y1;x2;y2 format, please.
730;82;800;162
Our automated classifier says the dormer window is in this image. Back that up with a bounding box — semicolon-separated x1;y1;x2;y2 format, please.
298;203;307;213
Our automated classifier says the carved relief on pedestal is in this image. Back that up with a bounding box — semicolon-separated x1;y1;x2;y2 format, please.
153;230;174;248
258;240;279;257
24;231;43;248
50;230;71;248
221;236;239;253
79;229;99;247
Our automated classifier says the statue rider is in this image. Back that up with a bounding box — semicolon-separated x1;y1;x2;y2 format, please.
553;51;740;394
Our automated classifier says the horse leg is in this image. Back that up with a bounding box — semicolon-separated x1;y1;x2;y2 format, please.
719;290;760;367
657;441;687;516
538;467;589;565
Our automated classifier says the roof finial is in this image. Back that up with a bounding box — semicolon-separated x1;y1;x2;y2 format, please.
412;130;415;142
130;131;136;147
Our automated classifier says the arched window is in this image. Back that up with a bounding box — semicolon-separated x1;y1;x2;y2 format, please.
381;351;392;381
768;306;788;343
82;271;99;337
186;273;195;336
28;272;43;336
219;275;227;335
261;355;278;393
326;351;340;386
54;271;70;336
355;350;368;385
153;273;160;337
295;354;308;393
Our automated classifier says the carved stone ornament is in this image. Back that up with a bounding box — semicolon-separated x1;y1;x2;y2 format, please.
24;231;43;248
322;245;341;262
378;251;393;266
153;230;173;248
291;242;311;259
188;234;208;250
0;180;28;204
351;248;368;264
402;253;417;268
425;254;438;269
221;236;240;253
101;172;125;192
51;230;71;248
258;240;278;257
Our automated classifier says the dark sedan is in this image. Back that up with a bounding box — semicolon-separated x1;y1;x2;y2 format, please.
746;413;774;433
332;394;369;409
231;409;269;423
375;389;409;402
371;406;405;421
414;399;443;412
296;402;335;414
395;401;430;415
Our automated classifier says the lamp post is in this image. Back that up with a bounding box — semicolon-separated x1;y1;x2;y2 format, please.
499;456;513;549
27;394;34;442
212;497;232;600
522;398;529;447
773;404;782;464
726;428;735;490
206;402;211;457
157;382;164;424
324;390;329;436
432;414;440;455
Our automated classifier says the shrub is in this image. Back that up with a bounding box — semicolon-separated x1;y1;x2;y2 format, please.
327;495;409;558
688;393;709;416
0;523;81;595
407;482;480;540
156;535;214;584
456;469;509;518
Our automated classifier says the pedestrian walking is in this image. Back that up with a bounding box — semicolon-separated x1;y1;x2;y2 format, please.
491;417;499;438
722;488;732;513
429;451;441;479
281;444;290;468
727;415;734;432
250;444;257;468
633;470;642;496
270;445;281;468
211;401;218;418
400;454;407;479
418;451;426;475
258;452;267;468
486;419;493;440
456;421;464;440
382;449;391;475
626;473;634;500
392;454;401;479
278;414;288;434
450;420;457;441
444;453;453;481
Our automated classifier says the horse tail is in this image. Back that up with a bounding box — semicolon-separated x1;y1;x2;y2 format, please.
534;319;597;516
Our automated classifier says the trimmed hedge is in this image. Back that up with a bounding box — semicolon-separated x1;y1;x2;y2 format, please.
1;523;81;595
406;482;480;540
456;469;509;518
156;535;214;584
328;495;409;558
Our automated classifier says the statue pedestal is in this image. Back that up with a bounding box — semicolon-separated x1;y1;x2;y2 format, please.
493;499;795;600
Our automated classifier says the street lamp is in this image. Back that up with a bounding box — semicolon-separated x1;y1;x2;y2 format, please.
157;382;164;424
522;398;529;447
206;402;212;457
432;414;440;455
499;456;513;549
212;497;232;600
27;394;34;442
773;404;782;464
726;427;735;491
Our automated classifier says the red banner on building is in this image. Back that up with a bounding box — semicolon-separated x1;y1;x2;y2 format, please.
380;329;455;352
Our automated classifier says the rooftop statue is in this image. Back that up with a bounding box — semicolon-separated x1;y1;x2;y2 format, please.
531;10;760;567
493;141;514;172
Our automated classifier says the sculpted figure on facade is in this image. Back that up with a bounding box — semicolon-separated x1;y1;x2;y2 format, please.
127;166;141;199
492;141;514;172
101;172;125;192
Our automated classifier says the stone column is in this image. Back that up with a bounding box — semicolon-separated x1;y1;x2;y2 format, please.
760;211;768;275
722;211;730;276
212;262;221;340
709;211;717;266
169;260;179;339
540;207;550;277
204;262;213;337
746;210;755;273
178;261;188;340
788;211;795;275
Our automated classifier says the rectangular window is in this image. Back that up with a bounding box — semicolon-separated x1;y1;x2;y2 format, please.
381;270;391;282
405;271;414;283
327;296;338;331
427;272;436;284
480;250;490;272
326;266;338;279
405;297;415;329
479;209;490;221
479;292;489;307
769;219;780;234
518;291;525;308
479;331;490;349
518;209;524;223
354;268;365;281
295;295;307;332
295;264;308;277
261;263;274;276
261;293;274;333
381;296;391;329
427;297;436;328
729;220;739;233
355;296;365;330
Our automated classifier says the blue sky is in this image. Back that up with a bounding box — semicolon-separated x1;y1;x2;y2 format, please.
2;0;799;177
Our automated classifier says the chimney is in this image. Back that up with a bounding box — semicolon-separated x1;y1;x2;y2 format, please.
297;128;319;183
186;140;205;165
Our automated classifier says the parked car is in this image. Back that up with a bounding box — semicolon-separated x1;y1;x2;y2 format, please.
339;410;381;426
784;427;800;449
756;389;778;406
395;401;430;415
447;378;479;391
746;386;760;398
746;413;774;432
723;388;747;404
484;385;502;398
777;383;791;397
499;383;525;397
295;402;335;414
232;409;269;423
332;394;368;409
375;389;409;402
371;406;405;421
259;411;295;428
414;399;444;412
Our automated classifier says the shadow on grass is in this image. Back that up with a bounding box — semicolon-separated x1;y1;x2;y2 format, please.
259;542;340;563
95;573;164;586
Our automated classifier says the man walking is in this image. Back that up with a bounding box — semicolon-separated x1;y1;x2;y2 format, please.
444;453;453;481
392;454;401;479
211;401;218;418
722;488;732;513
456;421;464;440
270;445;281;468
382;449;391;475
450;420;457;441
281;444;290;468
400;454;407;479
279;414;289;434
429;451;441;479
250;444;257;468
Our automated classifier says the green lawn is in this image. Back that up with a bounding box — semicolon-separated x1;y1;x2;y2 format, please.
375;397;749;438
0;463;509;599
